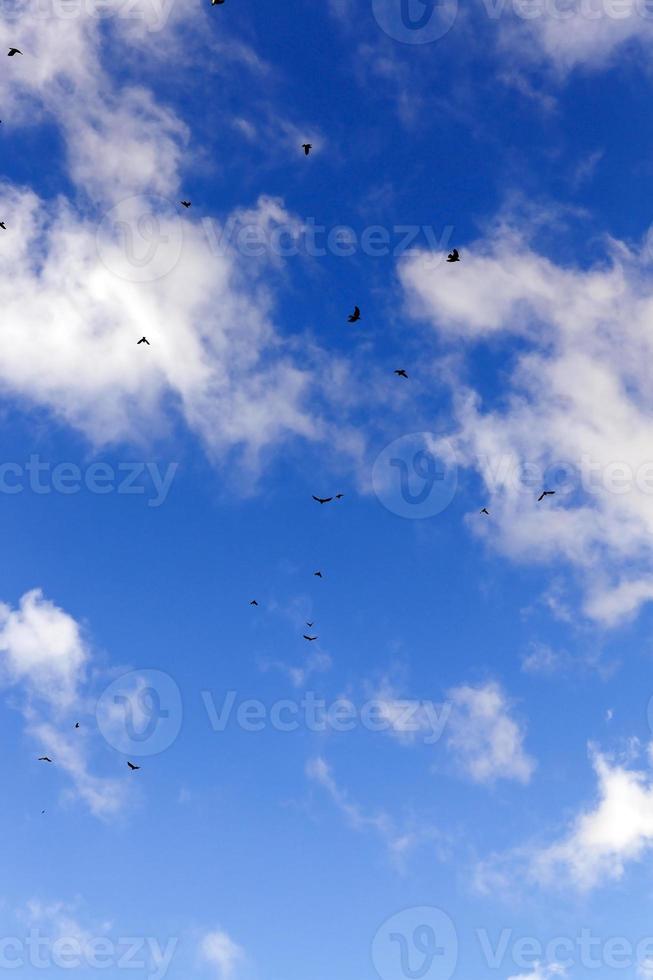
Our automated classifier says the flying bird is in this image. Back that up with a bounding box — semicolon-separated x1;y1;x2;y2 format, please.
74;722;80;729
314;571;323;578
302;143;312;156
335;493;344;499
7;48;22;56
394;369;408;378
180;200;191;208
127;762;141;771
312;495;333;504
348;306;361;323
538;490;556;502
0;222;6;230
250;600;259;606
137;336;150;345
211;0;225;5
306;621;314;627
38;757;52;763
447;249;460;263
480;508;489;515
303;635;318;642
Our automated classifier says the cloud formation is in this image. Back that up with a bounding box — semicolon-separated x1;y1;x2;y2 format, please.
400;222;653;625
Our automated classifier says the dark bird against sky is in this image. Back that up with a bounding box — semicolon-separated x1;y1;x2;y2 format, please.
348;306;361;323
447;249;460;262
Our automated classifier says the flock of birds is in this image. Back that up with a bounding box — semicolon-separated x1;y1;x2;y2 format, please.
3;32;558;790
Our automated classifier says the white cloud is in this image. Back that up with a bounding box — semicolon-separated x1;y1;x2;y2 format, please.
306;756;441;864
0;588;87;708
0;185;320;466
497;0;653;75
521;642;568;675
200;930;245;980
0;3;337;472
507;964;566;980
0;589;128;818
399;221;653;626
21;898;110;955
306;756;392;836
368;680;451;746
532;747;653;890
446;682;535;784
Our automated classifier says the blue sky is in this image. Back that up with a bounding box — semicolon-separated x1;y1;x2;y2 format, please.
4;1;653;979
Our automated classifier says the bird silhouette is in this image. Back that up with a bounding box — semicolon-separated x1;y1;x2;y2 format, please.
7;48;22;56
335;493;344;499
538;490;556;502
306;621;314;628
302;143;312;156
137;336;150;345
447;249;460;262
74;722;80;729
0;223;6;230
312;495;332;504
180;200;191;208
480;507;489;515
314;571;323;578
211;0;225;6
250;599;259;606
38;756;52;763
127;761;141;771
394;369;408;378
303;635;318;641
348;306;361;323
